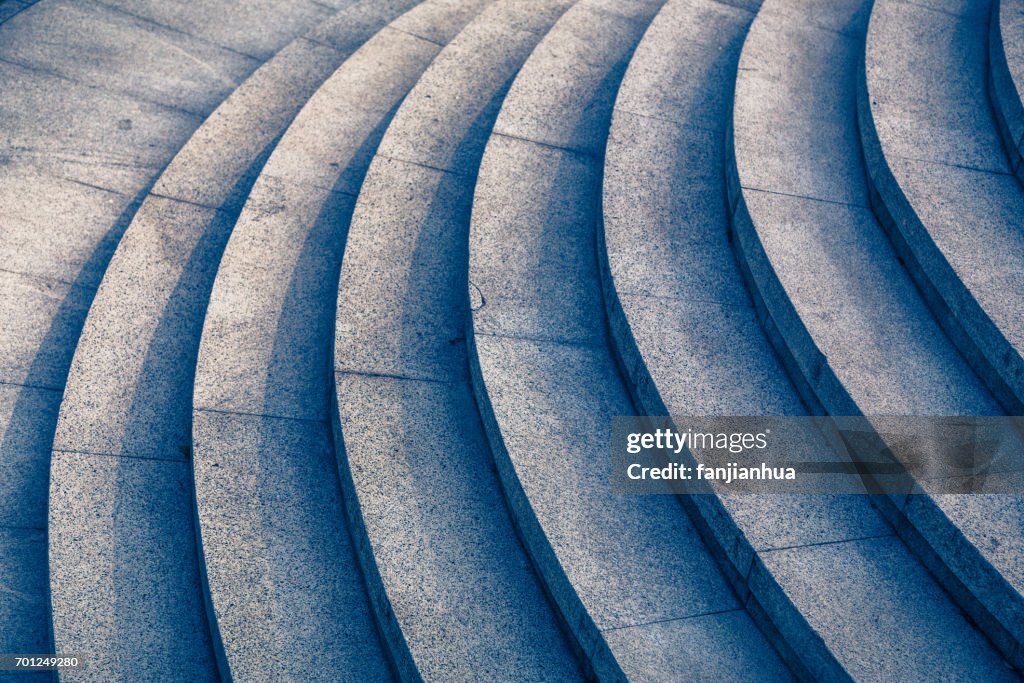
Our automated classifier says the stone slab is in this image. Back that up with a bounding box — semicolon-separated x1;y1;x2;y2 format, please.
470;135;604;344
733;5;870;206
335;373;581;681
259;26;443;196
375;0;576;176
604;609;793;682
151;37;343;210
739;189;997;415
93;0;334;61
907;491;1024;650
191;409;391;682
473;333;739;630
603;112;749;303
616;293;801;416
49;451;217;682
305;0;420;52
0;60;199;192
0;0;256;115
388;0;494;45
865;0;1008;173
492;1;663;155
54;196;234;461
754;535;1016;681
610;0;754;128
0;168;138;289
335;157;472;383
194;176;356;421
887;156;1024;357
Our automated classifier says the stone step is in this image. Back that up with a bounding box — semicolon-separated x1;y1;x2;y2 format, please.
0;0;35;24
604;0;1020;679
990;0;1024;182
0;1;333;679
331;1;589;680
729;0;1023;674
465;0;793;679
859;0;1024;415
190;1;497;680
2;0;1020;679
856;0;1024;666
46;1;423;680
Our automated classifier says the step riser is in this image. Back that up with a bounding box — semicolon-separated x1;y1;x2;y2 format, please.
46;1;421;679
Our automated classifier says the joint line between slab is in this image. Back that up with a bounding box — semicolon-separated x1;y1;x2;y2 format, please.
757;530;894;556
384;25;447;48
886;151;1014;179
611;106;721;137
88;0;265;62
601;606;745;633
0;54;208;119
51;447;186;464
193;405;328;426
376;154;468;179
491;131;600;162
740;184;870;210
474;329;605;351
615;288;755;314
334;368;460;385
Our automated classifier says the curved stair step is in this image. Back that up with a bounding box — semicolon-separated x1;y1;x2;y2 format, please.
855;0;1024;665
190;1;495;680
331;1;589;680
47;2;421;680
990;0;1024;182
0;1;37;25
604;0;1019;679
0;0;328;675
466;0;792;680
859;0;1024;415
729;0;1023;673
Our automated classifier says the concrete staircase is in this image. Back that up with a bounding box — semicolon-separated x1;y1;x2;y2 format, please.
0;0;1021;680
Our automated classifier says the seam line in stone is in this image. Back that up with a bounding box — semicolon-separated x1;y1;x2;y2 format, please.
193;405;328;425
601;606;745;633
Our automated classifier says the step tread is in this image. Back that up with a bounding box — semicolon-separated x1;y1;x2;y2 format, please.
604;0;1016;679
992;0;1024;174
332;2;585;679
862;0;1024;412
467;0;791;679
0;0;330;673
858;0;1024;658
191;1;496;680
46;2;417;679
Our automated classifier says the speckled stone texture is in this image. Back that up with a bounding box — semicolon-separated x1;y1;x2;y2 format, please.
6;0;1024;679
854;0;1024;665
0;0;336;674
333;1;590;679
602;0;1020;678
860;0;1024;417
990;0;1024;180
467;0;797;679
46;1;431;674
191;1;500;680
